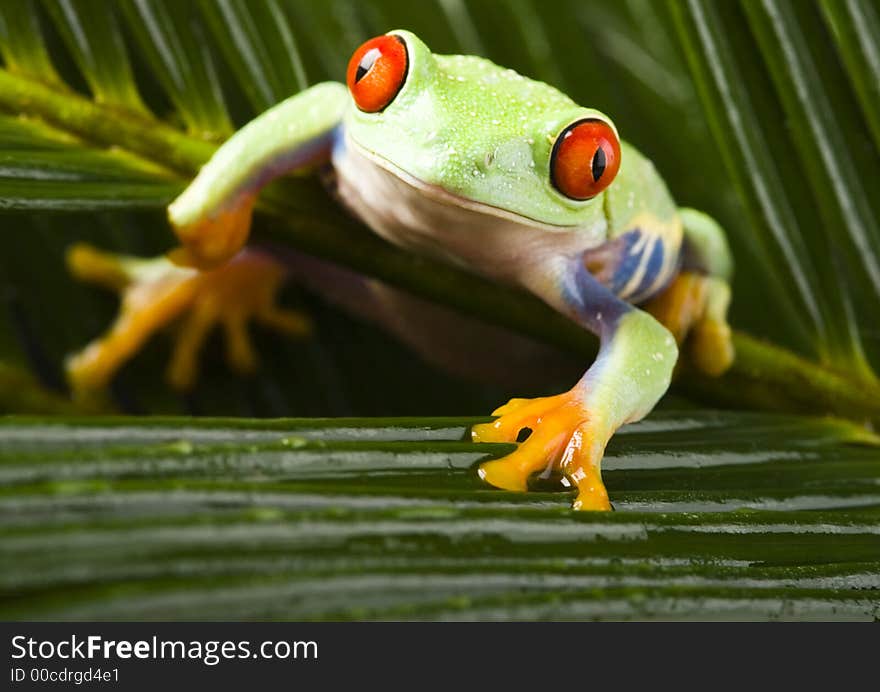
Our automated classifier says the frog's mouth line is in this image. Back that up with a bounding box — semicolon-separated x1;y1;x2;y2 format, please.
344;135;591;234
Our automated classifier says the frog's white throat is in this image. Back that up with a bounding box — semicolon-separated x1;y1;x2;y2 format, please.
331;132;606;287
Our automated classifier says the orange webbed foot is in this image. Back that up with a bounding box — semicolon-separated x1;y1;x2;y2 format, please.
66;244;310;394
472;389;613;511
165;250;311;389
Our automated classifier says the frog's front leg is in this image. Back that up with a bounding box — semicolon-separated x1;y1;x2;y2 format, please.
168;82;348;268
473;259;677;511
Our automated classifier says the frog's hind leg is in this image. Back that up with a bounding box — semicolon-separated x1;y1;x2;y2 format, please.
66;244;200;392
643;209;734;376
474;260;678;511
66;244;309;393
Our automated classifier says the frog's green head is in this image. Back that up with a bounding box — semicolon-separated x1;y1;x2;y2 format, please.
343;30;621;230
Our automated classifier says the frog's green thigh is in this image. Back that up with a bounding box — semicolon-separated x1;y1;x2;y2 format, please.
643;208;734;376
65;245;309;393
169;82;348;268
473;258;678;511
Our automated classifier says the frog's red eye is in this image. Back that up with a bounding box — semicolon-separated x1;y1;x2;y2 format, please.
550;119;621;200
346;35;408;113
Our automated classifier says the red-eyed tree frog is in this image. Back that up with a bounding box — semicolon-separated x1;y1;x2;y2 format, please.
66;31;734;511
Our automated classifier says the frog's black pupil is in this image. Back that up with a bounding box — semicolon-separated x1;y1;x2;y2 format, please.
356;48;381;82
591;146;607;182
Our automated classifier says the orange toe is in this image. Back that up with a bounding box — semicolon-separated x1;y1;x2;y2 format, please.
471;392;570;444
571;467;612;511
478;458;530;492
473;390;614;511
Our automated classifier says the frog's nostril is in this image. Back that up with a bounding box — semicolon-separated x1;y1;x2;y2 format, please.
484;151;495;167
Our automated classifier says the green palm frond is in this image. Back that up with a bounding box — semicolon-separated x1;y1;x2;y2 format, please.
43;0;148;114
2;412;878;620
820;0;880;154
120;0;233;137
671;0;880;380
0;113;180;210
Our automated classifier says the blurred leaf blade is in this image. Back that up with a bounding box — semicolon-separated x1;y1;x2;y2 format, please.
0;361;92;414
741;0;880;380
0;0;61;85
436;0;487;56
819;0;880;154
198;0;309;114
667;0;870;374
0;112;181;210
119;0;233;138
42;0;148;114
